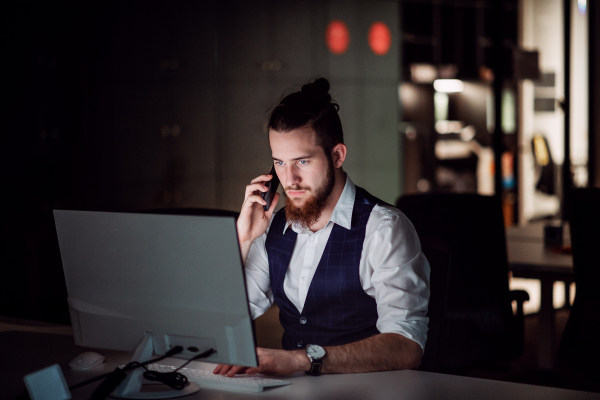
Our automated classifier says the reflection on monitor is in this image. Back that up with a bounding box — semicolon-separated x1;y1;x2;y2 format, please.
54;210;257;399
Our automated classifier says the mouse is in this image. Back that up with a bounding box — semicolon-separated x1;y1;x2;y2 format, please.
69;351;106;370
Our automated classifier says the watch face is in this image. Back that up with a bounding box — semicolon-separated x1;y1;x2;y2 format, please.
307;344;326;360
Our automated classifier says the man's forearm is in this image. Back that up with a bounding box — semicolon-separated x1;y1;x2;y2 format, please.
239;240;253;265
316;333;422;374
224;333;422;376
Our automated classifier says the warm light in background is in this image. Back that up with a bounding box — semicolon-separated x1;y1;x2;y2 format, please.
368;22;391;55
325;20;350;55
433;79;464;93
410;64;436;83
533;135;550;166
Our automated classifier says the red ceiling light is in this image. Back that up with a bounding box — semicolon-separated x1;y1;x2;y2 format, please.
325;20;350;55
368;22;391;55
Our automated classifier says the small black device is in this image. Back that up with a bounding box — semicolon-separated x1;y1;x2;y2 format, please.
261;164;280;211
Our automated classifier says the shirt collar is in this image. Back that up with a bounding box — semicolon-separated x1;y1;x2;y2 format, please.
283;175;355;234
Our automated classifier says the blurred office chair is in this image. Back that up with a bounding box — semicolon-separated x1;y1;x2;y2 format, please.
418;238;451;372
397;194;528;369
558;189;600;372
142;207;240;220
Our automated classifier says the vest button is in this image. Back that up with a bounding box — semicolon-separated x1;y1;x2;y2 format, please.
300;317;307;324
297;341;304;348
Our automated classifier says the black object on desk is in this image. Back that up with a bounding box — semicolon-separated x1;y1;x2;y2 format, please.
544;222;564;247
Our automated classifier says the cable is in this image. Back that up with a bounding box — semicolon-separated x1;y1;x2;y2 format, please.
17;346;216;400
87;345;188;400
140;369;189;391
175;348;216;371
67;345;185;392
141;348;217;390
89;368;128;400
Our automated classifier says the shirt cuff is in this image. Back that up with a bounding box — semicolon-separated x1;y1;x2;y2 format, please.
378;318;429;353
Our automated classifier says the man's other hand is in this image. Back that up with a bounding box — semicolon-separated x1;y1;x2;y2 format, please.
213;347;309;377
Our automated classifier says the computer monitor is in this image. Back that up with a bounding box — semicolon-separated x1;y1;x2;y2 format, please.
54;210;257;398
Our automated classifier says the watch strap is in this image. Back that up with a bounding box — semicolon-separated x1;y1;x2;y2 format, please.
307;359;323;376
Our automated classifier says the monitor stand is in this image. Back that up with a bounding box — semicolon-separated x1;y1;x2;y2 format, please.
111;333;200;399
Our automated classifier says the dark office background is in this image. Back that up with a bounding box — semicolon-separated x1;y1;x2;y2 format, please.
1;0;403;324
1;0;599;332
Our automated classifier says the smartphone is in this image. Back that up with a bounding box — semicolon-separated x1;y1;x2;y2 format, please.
261;164;280;211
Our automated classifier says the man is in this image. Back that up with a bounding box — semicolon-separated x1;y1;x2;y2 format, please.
214;78;430;376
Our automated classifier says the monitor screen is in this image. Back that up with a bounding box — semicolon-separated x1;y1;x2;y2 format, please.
54;210;257;368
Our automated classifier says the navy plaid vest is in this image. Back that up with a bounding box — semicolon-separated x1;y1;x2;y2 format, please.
265;186;382;350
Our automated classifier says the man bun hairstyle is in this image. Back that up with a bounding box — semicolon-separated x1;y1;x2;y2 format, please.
268;78;344;157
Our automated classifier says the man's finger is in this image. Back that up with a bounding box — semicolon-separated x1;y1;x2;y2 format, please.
213;364;229;374
245;183;269;198
226;365;248;377
242;194;267;209
250;175;273;184
266;193;280;216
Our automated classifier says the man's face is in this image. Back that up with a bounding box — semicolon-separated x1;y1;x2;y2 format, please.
269;126;335;227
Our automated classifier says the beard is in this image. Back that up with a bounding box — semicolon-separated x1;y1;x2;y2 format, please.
284;159;335;229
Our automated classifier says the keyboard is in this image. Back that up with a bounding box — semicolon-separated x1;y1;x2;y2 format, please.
145;363;291;393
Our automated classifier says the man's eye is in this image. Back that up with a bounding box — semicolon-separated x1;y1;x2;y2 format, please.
298;160;308;165
275;161;284;166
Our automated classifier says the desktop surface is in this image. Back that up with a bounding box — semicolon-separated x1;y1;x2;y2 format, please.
3;329;600;400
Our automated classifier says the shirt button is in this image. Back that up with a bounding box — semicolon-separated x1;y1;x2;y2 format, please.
297;341;304;348
300;317;307;324
310;237;315;242
301;276;307;281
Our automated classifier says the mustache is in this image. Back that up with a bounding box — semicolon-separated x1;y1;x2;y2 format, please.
285;185;311;191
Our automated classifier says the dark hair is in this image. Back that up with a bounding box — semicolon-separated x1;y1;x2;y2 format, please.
268;78;344;156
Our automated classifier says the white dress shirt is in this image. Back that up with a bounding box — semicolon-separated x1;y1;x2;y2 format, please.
244;176;430;351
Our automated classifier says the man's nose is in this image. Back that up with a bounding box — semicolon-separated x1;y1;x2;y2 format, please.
285;166;301;187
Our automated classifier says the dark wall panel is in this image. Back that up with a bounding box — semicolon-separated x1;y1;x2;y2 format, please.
0;0;401;323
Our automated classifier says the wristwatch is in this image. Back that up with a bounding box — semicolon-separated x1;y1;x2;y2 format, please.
305;344;326;376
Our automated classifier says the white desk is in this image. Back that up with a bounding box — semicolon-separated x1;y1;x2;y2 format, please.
2;330;599;400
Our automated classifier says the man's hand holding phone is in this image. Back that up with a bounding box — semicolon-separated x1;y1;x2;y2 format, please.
237;168;280;261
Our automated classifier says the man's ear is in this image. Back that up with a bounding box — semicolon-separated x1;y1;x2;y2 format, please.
331;143;347;168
